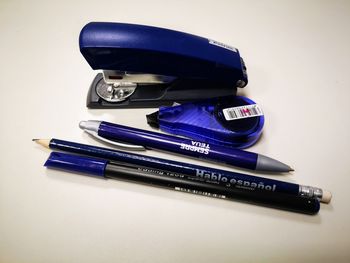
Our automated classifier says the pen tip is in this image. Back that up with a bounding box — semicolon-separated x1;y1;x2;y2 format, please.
32;139;38;141
256;155;295;173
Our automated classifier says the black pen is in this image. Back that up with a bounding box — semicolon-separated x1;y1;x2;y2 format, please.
44;151;320;215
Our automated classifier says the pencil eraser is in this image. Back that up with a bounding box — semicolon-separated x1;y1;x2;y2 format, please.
321;190;332;203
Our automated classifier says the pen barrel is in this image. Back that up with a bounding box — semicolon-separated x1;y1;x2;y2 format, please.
105;164;319;214
99;121;257;170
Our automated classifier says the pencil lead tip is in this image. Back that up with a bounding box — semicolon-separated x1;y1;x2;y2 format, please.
32;139;50;148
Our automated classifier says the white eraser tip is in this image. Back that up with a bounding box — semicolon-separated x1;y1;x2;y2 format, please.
321;190;332;203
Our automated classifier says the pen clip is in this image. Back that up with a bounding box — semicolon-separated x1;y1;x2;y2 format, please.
83;129;146;151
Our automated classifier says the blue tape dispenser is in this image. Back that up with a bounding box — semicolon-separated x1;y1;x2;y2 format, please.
79;22;248;108
146;96;264;149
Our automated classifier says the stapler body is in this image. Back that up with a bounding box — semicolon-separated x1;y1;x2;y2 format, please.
79;22;248;108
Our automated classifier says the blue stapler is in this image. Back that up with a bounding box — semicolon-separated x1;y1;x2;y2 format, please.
79;22;248;108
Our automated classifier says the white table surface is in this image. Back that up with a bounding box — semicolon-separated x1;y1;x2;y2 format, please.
1;0;350;262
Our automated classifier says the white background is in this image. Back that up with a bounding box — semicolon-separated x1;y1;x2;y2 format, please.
1;0;350;262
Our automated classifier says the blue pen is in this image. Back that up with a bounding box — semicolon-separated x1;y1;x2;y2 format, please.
79;120;293;173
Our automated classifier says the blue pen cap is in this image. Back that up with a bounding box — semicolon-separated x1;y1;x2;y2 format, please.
44;152;107;177
148;96;264;149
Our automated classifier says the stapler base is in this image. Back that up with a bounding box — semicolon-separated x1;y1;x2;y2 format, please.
86;73;238;108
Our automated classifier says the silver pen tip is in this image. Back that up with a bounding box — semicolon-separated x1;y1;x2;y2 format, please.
256;154;293;173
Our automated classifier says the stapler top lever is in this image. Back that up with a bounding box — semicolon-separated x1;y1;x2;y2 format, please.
79;22;248;108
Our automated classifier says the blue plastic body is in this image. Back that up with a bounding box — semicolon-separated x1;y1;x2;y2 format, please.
49;139;300;195
97;121;258;170
156;96;264;149
79;22;247;86
44;152;107;177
